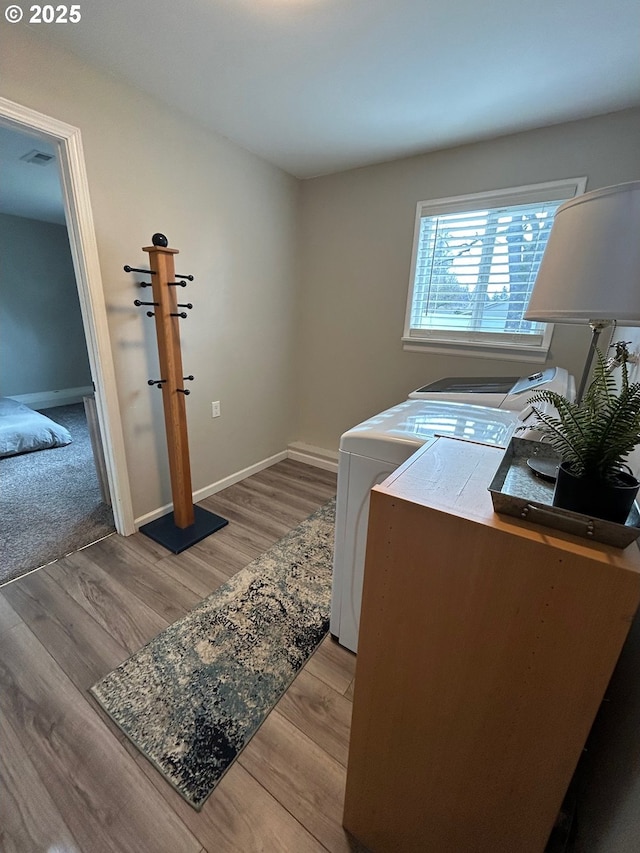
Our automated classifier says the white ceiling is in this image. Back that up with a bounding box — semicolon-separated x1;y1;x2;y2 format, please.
19;0;640;179
3;0;639;223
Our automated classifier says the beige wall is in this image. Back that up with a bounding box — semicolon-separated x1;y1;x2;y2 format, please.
0;27;299;519
295;108;640;451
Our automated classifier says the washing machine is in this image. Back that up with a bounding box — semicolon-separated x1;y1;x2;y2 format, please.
409;366;575;408
330;398;535;653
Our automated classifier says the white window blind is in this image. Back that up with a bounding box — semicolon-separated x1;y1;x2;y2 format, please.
403;178;587;360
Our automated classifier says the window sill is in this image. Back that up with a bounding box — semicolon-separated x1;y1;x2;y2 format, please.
401;336;550;364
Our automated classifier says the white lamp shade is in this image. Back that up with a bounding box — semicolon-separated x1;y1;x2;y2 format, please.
525;180;640;325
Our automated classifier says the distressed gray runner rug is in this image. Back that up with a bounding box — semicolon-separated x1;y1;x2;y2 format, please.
90;499;335;810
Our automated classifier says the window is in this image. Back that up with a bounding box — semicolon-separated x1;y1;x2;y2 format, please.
403;178;587;362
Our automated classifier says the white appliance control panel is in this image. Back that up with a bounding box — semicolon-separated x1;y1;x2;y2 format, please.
409;366;575;410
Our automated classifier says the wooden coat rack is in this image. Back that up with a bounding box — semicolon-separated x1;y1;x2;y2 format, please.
125;233;227;553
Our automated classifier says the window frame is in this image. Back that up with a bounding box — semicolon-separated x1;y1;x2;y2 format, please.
402;177;587;363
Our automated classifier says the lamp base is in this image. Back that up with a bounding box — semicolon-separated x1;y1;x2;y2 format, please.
576;320;612;403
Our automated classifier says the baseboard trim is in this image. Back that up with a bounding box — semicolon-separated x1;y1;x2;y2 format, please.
287;442;339;473
8;385;94;410
134;446;337;531
134;450;288;529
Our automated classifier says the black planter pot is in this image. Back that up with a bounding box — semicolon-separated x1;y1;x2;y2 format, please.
553;463;640;524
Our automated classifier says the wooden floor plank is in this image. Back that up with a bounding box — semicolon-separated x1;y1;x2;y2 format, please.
200;490;292;545
132;752;328;853
239;711;361;853
244;467;336;507
0;624;202;853
75;533;202;622
44;549;169;654
235;476;332;521
110;527;174;564
200;468;335;558
272;458;338;490
0;591;22;636
276;668;353;767
2;569;129;691
187;522;266;576
1;460;357;853
257;464;337;504
154;547;244;599
0;710;81;853
223;478;327;530
305;634;357;696
199;495;280;549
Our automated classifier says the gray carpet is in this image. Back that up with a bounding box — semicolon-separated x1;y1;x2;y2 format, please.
0;403;115;586
90;499;335;810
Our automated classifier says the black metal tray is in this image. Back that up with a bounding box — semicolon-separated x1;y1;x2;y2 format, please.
488;437;640;548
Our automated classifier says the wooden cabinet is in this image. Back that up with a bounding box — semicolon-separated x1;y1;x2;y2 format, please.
343;436;640;853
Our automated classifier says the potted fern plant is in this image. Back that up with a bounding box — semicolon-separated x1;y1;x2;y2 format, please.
527;349;640;524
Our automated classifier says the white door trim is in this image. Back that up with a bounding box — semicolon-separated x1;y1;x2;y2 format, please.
0;96;135;535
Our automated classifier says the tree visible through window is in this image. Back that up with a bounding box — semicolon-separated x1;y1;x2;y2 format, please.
403;178;587;359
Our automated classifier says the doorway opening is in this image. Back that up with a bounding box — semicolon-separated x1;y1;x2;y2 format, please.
0;97;134;583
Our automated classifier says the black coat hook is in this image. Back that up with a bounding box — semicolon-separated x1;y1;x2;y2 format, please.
175;273;194;281
171;312;188;319
148;379;166;388
177;303;193;309
167;281;188;288
124;265;155;275
134;300;159;307
183;375;194;381
177;388;191;395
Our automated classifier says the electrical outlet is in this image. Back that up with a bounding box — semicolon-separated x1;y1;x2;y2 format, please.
211;401;221;418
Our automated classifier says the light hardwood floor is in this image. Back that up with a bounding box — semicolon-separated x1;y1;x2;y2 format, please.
0;459;367;853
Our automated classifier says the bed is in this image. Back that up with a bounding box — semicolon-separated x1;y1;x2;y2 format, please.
0;396;73;458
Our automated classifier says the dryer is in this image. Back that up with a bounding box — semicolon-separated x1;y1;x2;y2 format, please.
330;399;524;653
